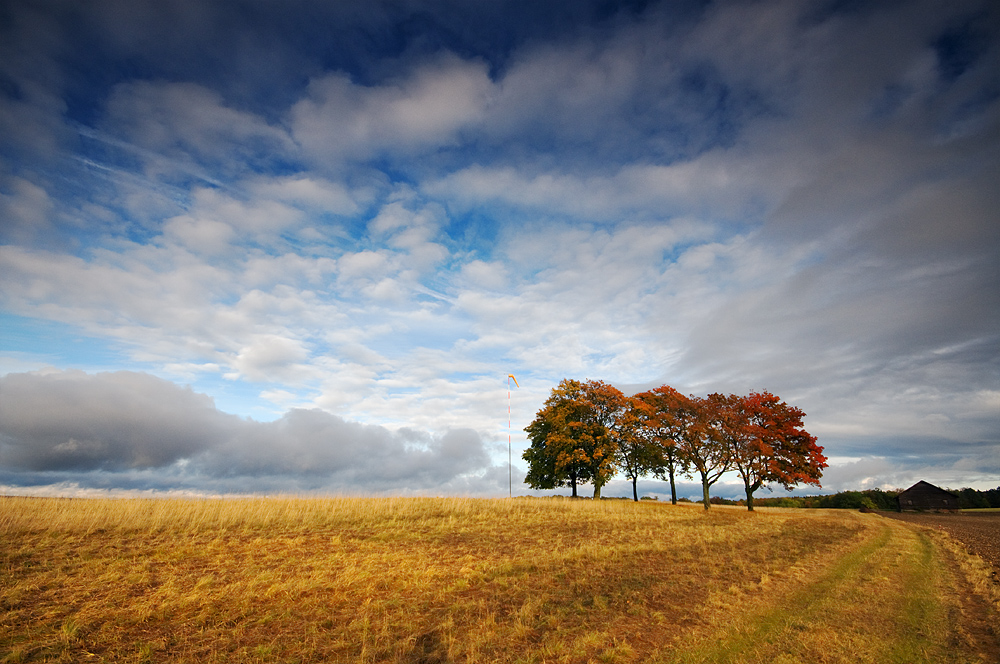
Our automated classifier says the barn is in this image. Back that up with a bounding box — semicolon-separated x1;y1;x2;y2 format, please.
896;480;959;512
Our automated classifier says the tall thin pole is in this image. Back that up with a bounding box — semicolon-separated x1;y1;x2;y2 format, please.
508;374;512;498
506;374;518;498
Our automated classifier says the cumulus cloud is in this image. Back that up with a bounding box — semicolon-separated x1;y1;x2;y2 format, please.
0;370;496;493
230;334;313;382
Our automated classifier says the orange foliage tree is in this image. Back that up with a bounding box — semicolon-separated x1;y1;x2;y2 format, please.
632;386;693;505
523;379;627;499
615;397;662;502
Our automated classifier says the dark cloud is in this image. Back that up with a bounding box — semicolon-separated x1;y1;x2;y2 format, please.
0;370;234;471
0;370;494;492
201;408;489;486
0;0;699;120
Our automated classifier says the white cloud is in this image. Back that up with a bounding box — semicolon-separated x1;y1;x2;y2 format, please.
162;216;235;254
0;177;57;245
291;55;495;165
103;81;297;178
230;334;312;382
459;260;508;291
250;175;362;216
337;250;389;281
160;187;307;254
424;154;765;222
484;36;642;139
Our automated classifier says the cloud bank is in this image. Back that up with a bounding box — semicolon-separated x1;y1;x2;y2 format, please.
0;370;495;494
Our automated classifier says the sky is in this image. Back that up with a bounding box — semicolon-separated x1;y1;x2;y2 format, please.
0;0;997;500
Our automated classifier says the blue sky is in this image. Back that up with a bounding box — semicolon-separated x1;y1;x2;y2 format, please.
1;0;997;498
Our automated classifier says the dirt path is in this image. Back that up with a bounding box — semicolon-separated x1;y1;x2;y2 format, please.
876;511;1000;659
878;511;1000;583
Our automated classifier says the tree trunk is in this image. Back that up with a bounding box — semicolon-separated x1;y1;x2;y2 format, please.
632;475;639;502
668;465;677;505
570;473;577;498
701;471;711;510
744;478;761;512
593;482;602;500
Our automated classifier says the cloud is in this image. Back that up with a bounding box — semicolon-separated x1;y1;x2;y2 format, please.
101;81;298;180
0;177;57;245
425;157;758;223
230;334;313;382
291;54;495;166
0;370;496;493
249;175;362;216
160;187;307;253
201;410;489;486
0;369;234;471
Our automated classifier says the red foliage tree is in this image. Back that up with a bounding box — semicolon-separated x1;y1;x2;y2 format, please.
712;391;827;511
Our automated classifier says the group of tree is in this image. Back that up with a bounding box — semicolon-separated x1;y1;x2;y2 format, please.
751;486;1000;510
522;379;828;510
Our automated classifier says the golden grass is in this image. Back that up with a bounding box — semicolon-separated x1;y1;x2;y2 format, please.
1;496;996;663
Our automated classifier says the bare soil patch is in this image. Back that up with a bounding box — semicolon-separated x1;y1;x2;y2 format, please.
879;511;1000;583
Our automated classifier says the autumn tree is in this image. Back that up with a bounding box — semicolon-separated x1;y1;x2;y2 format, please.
679;394;733;510
614;397;663;501
523;378;626;499
712;391;827;511
523;380;590;497
632;386;691;505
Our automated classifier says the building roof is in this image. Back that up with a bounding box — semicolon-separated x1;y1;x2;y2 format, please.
897;480;959;511
898;480;957;498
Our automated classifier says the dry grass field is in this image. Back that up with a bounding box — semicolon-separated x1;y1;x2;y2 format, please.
881;511;1000;582
1;496;998;664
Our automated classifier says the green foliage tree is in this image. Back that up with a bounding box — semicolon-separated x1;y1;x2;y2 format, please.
956;487;991;509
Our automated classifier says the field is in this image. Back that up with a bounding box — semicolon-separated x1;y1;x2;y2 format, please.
880;511;1000;583
2;497;998;664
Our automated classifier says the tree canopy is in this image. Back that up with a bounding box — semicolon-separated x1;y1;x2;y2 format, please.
710;391;827;510
523;379;627;498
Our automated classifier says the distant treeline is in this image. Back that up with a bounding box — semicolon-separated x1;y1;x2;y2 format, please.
703;486;1000;510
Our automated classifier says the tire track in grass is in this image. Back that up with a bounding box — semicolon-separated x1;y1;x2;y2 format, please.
663;516;960;664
